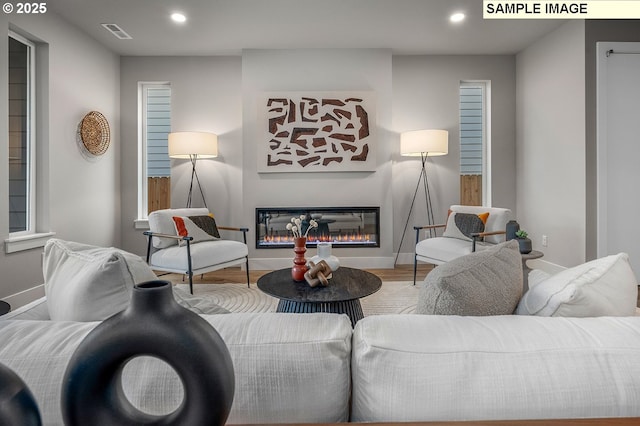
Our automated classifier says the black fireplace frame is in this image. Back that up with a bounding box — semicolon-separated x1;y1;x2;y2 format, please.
255;207;380;249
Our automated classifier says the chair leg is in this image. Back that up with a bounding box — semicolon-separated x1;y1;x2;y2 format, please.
186;240;194;294
413;255;418;286
245;257;250;288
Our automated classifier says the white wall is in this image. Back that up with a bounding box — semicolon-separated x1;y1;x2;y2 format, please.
120;51;518;267
392;55;517;259
0;12;120;302
120;56;243;256
516;20;586;268
241;49;394;268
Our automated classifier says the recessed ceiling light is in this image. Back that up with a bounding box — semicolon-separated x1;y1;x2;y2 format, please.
171;13;186;23
450;12;465;23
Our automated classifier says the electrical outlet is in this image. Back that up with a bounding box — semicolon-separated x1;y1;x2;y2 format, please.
542;235;548;247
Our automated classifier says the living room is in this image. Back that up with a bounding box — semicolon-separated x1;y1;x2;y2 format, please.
3;3;640;424
0;3;639;307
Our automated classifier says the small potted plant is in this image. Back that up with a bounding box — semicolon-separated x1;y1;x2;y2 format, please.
515;229;532;254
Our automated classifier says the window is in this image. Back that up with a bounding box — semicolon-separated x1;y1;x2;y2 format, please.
8;32;35;235
459;81;490;206
138;83;171;222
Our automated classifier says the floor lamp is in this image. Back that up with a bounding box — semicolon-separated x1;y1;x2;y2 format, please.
395;129;448;265
168;131;218;209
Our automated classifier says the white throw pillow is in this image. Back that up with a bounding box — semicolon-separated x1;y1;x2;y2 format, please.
43;239;157;321
516;253;638;317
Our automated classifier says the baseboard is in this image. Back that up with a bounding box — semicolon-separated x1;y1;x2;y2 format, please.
3;284;45;310
394;252;415;265
250;256;395;270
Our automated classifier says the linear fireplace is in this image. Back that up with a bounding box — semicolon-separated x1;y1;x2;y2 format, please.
256;207;380;249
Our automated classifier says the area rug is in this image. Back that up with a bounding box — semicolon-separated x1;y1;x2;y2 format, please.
175;281;419;316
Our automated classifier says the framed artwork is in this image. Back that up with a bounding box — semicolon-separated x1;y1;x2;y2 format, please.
257;92;376;173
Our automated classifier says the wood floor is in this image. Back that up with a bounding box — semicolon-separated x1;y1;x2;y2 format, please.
162;264;640;308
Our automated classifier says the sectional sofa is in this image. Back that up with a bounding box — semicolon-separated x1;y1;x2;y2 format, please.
1;239;639;424
3;306;640;424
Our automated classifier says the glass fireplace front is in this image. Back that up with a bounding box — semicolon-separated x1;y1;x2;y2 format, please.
255;207;380;249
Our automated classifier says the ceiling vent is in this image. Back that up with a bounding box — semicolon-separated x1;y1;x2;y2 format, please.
101;23;132;40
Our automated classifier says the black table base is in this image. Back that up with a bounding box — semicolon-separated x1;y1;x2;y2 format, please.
276;299;364;327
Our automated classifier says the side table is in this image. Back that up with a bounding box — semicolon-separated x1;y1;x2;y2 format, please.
521;250;543;293
0;300;11;316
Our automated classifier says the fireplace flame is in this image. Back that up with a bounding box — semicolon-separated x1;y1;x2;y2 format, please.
262;233;372;245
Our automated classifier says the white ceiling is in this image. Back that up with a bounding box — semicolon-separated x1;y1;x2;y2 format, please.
48;0;566;56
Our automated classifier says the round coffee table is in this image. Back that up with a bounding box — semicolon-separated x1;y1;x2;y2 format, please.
257;267;381;327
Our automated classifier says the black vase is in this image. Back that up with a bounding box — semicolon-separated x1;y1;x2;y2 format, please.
506;220;520;241
62;280;235;426
0;363;41;426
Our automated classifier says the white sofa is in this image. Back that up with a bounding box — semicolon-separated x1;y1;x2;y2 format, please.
2;239;639;424
0;309;353;424
2;299;640;424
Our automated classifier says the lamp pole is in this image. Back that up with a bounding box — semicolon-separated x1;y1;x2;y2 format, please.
186;154;208;209
394;129;448;266
394;152;436;266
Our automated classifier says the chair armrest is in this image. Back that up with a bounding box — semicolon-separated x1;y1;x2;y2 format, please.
217;226;249;244
143;231;193;264
218;226;249;233
414;224;446;245
413;224;446;231
470;230;506;252
470;230;506;238
143;231;193;242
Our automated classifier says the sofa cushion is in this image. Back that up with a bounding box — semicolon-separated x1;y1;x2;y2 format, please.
43;239;158;321
516;253;638;317
149;239;248;271
416;240;522;315
442;211;488;242
0;313;352;425
1;297;50;321
415;236;475;264
351;314;640;422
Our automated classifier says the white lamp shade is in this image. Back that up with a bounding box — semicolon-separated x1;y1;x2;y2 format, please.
400;129;448;157
168;131;218;159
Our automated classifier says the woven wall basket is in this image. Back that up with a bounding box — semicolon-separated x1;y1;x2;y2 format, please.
80;111;110;156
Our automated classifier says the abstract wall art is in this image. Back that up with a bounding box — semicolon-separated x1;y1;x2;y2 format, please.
257;92;376;172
